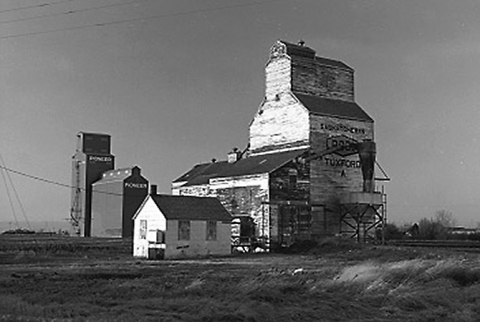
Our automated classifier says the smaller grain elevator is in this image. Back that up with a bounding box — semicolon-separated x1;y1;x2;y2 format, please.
91;166;149;238
71;132;115;236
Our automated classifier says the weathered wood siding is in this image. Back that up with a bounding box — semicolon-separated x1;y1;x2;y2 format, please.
269;157;310;247
249;93;309;155
177;174;271;244
265;55;291;101
309;114;374;236
270;157;310;202
291;58;354;102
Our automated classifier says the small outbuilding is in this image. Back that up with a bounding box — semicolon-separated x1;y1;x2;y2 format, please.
133;194;232;259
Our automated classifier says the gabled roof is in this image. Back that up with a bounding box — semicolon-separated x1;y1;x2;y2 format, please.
150;194;231;221
173;148;308;186
280;40;353;70
294;93;373;122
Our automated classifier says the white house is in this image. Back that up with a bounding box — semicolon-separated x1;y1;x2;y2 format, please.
133;194;232;259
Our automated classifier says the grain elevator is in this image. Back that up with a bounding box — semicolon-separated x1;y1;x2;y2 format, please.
71;132;149;238
173;40;386;249
71;132;115;236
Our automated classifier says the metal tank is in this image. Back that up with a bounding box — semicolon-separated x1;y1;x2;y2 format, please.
91;166;149;238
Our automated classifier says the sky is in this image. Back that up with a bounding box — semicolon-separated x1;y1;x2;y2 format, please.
1;0;480;229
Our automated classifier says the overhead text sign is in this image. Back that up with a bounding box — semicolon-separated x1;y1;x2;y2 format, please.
326;135;357;157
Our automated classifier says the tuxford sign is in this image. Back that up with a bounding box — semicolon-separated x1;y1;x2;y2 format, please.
326;135;358;157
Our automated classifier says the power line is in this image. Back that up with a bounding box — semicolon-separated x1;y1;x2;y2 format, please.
0;0;286;40
0;161;20;229
0;164;141;197
0;0;78;14
0;154;32;230
0;0;150;25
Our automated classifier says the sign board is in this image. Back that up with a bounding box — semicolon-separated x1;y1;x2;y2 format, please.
326;135;358;157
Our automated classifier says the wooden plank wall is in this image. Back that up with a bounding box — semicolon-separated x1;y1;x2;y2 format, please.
309;115;375;236
291;57;355;102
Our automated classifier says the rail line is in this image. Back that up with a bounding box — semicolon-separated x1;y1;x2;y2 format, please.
387;240;480;249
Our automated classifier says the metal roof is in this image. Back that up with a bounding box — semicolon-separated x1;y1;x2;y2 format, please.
150;194;231;221
294;93;374;122
93;167;133;184
279;40;353;70
173;149;308;186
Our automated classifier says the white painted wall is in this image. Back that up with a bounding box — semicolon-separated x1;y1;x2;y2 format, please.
133;197;166;258
133;196;231;259
249;93;310;154
165;220;231;259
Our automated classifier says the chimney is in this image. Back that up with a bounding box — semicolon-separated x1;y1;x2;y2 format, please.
228;147;241;163
150;184;157;196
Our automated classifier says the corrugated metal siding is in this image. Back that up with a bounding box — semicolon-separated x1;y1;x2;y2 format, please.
91;179;123;237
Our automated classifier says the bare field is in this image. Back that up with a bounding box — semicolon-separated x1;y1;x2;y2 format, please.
1;236;480;322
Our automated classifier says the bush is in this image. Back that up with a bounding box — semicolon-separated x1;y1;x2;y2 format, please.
383;223;404;240
417;218;448;240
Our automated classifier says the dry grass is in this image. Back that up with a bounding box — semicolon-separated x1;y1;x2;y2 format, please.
1;237;480;321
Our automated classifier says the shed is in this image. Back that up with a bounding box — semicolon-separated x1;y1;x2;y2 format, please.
133;194;232;259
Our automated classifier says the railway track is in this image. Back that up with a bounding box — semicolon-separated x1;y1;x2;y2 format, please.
0;234;132;253
387;239;480;249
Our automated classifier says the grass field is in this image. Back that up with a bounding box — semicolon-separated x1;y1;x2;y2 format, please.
1;236;480;321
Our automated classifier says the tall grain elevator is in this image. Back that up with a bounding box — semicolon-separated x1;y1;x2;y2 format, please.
173;40;386;248
71;132;115;236
91;166;149;238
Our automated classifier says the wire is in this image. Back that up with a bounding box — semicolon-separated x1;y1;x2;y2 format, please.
0;0;286;40
0;0;78;14
0;0;150;25
0;154;32;230
375;160;390;181
0;164;144;197
0;161;20;229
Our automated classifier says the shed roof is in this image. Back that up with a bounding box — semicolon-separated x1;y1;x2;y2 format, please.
93;167;133;184
294;93;373;122
173;148;308;186
149;194;231;221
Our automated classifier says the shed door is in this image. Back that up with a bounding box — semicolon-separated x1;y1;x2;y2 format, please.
278;205;311;247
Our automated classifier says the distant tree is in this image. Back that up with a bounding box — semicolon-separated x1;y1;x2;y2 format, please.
417;218;448;240
435;210;456;228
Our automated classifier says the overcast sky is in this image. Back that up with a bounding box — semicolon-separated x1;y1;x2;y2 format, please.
1;0;480;228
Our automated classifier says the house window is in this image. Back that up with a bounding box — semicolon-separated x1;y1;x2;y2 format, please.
178;220;190;240
206;221;217;241
288;169;298;189
139;220;147;239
